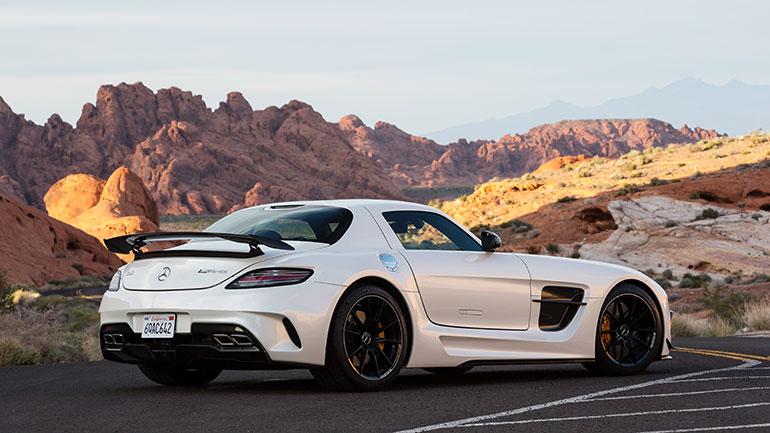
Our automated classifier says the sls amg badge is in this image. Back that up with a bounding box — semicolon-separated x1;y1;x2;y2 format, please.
379;253;398;272
157;267;171;281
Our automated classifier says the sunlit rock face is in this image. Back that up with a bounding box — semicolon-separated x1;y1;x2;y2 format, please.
44;166;159;261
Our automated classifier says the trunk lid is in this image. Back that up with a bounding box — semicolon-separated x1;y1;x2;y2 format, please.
122;240;324;291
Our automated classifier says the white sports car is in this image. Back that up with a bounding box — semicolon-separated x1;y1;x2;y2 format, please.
100;199;671;391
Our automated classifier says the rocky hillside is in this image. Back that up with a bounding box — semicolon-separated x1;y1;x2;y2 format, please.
0;194;121;285
1;84;720;215
0;84;403;214
345;117;720;187
438;133;770;277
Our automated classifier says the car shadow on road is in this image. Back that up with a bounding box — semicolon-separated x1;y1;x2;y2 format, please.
109;363;678;396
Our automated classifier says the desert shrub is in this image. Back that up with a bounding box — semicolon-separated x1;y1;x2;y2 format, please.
689;192;701;200
557;196;576;203
653;277;672;290
0;340;40;366
64;303;100;332
615;184;643;197
695;208;720;220
679;273;712;289
749;274;770;284
671;314;706;337
546;243;560;255
700;286;751;325
501;219;533;233
649;177;669;186
662;269;675;280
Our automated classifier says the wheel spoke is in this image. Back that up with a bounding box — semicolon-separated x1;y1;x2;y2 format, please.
376;347;395;368
373;300;386;324
345;328;362;336
380;320;400;331
375;338;401;344
371;348;381;375
348;344;364;362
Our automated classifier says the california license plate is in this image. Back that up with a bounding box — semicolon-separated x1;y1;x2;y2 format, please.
141;314;176;338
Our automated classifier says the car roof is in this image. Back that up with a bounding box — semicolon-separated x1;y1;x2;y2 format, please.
255;199;438;212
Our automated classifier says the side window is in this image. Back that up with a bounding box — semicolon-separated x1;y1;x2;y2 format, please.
383;211;482;252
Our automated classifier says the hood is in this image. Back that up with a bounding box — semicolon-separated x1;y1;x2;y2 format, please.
121;240;325;291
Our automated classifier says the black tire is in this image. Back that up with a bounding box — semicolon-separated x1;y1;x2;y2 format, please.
311;285;409;392
138;363;221;387
423;367;473;375
583;283;663;375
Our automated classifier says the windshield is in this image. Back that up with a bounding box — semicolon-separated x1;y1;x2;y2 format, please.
205;205;353;244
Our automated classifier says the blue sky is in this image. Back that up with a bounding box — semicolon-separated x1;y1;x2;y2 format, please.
1;0;768;132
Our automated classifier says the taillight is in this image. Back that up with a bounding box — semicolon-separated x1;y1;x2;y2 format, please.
226;268;313;289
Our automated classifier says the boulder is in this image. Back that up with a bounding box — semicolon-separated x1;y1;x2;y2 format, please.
44;166;159;261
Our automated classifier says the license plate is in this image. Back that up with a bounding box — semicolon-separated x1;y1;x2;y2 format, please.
141;314;176;339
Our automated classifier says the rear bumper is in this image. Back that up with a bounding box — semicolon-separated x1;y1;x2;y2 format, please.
99;280;347;367
100;323;291;369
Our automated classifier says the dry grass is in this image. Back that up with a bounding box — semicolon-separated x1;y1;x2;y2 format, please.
0;301;101;367
744;300;770;331
671;313;707;337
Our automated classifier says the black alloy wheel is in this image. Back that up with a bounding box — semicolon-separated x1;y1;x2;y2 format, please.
343;294;404;380
311;285;408;391
583;283;663;375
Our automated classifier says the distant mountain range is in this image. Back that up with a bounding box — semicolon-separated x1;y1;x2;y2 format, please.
425;78;770;143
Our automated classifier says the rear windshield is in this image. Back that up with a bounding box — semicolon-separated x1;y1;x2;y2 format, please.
205;205;353;244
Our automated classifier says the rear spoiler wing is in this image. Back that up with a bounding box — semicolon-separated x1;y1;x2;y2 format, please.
104;231;294;260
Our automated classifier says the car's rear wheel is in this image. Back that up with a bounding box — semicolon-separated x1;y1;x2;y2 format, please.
583;284;663;375
138;363;221;386
311;285;408;392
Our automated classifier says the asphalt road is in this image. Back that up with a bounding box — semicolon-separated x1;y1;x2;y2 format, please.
1;337;769;433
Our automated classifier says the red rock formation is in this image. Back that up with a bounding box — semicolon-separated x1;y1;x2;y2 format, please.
44;167;160;260
343;118;720;187
0;194;121;285
0;84;403;214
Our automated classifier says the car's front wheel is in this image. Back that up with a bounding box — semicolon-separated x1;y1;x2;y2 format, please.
138;363;221;386
583;283;663;375
311;285;408;391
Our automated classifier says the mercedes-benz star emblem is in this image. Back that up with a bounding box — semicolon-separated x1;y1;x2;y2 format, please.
157;267;171;281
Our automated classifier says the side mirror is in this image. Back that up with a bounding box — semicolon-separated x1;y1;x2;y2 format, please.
480;230;502;252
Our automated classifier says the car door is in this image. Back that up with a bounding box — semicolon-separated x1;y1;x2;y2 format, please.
371;208;532;330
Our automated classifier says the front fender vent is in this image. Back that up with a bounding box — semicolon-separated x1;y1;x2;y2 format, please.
536;286;586;331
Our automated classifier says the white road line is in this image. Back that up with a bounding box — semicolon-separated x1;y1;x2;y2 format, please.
580;386;770;402
670;376;770;383
638;422;770;433
458;402;770;427
395;360;760;433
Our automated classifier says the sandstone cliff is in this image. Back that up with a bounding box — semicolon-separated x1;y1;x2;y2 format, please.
0;194;122;285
